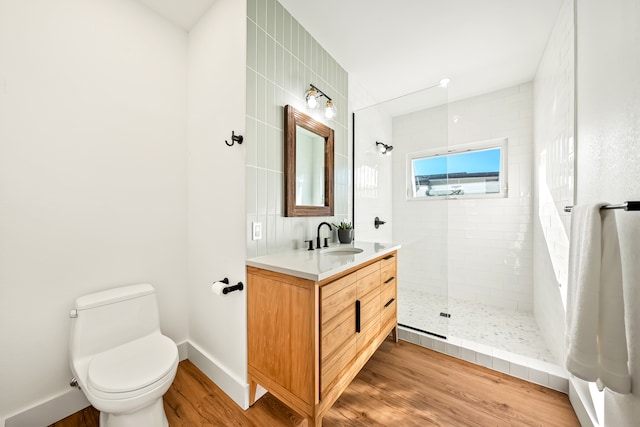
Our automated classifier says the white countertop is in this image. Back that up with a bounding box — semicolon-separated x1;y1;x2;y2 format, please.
246;241;401;282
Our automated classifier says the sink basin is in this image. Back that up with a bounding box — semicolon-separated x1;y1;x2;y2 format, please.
321;247;364;255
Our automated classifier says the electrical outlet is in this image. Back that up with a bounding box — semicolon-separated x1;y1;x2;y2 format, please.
252;222;262;240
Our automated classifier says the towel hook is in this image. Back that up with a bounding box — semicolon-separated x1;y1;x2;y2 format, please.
225;131;244;147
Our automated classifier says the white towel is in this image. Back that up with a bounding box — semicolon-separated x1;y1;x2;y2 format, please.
565;203;631;394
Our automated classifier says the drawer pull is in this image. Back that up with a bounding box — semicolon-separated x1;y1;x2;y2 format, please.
355;300;361;333
384;298;395;308
384;276;395;284
383;255;395;261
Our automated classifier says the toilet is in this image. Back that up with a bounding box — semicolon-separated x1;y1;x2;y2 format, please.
69;283;179;427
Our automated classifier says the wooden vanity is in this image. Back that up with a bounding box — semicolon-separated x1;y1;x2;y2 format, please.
247;246;399;427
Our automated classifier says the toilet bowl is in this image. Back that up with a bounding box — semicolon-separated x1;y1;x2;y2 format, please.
69;284;179;427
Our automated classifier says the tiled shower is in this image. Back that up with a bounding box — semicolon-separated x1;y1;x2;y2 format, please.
355;82;567;390
353;0;574;392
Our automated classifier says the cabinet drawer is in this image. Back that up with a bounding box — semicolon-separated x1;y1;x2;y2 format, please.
356;269;380;298
380;262;396;284
380;253;396;270
381;295;397;331
381;277;396;309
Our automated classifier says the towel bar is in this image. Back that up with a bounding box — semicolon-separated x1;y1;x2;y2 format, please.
564;201;640;213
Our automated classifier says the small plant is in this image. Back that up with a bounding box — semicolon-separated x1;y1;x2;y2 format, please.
332;220;353;230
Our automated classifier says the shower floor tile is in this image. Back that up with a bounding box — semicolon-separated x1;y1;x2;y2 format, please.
398;288;556;363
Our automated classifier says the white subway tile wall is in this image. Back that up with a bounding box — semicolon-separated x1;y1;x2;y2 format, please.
245;0;349;258
532;0;575;366
393;83;535;312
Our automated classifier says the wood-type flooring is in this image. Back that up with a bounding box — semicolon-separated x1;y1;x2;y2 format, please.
51;339;579;426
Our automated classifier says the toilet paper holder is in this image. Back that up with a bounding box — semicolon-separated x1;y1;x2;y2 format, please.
215;278;244;294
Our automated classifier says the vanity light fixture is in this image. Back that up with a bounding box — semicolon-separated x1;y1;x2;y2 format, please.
305;84;336;119
376;141;393;155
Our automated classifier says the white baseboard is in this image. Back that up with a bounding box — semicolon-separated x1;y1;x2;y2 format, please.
186;341;249;409
3;341;190;427
176;339;189;361
4;387;90;427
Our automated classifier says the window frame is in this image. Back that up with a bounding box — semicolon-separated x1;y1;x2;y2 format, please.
406;138;508;201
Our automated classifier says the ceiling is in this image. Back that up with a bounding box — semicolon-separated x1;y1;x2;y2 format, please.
137;0;563;108
135;0;215;30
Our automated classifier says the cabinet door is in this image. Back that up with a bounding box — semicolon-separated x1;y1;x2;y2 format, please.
320;273;357;396
355;264;381;352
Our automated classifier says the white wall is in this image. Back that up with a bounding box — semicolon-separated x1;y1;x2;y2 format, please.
245;0;349;258
186;0;247;407
532;0;574;365
0;0;188;421
393;84;534;311
576;0;640;424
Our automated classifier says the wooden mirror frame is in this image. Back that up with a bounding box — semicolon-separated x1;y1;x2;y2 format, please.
284;105;334;217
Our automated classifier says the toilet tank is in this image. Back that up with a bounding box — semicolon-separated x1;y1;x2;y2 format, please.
70;283;161;360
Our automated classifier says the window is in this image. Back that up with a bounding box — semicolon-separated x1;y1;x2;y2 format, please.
408;138;507;200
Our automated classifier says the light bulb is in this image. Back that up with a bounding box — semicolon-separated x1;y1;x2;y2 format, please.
324;100;335;119
306;94;317;109
376;142;386;154
305;86;318;109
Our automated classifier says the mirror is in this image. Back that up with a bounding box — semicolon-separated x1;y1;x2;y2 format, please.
284;105;334;217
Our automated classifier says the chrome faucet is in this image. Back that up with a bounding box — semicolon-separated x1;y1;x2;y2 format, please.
316;222;332;249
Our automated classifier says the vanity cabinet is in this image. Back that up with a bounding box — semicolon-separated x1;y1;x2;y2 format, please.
247;251;398;427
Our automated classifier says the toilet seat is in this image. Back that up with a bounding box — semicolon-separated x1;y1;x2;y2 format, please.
86;334;178;400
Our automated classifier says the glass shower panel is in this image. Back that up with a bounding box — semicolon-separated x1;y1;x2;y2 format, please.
354;84;449;339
